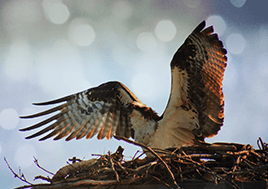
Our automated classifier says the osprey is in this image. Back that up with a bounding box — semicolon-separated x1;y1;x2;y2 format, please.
20;21;227;150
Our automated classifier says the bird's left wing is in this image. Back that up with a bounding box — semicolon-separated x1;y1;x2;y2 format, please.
20;81;141;141
154;21;227;148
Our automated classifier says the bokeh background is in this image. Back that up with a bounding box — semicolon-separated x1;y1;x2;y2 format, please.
0;0;267;188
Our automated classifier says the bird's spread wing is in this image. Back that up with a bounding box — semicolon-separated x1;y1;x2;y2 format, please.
20;81;143;141
20;21;226;149
159;21;227;145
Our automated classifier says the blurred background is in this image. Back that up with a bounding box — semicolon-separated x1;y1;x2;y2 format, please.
0;0;267;188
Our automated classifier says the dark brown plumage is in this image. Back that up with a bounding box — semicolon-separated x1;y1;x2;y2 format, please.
20;21;227;149
169;21;226;140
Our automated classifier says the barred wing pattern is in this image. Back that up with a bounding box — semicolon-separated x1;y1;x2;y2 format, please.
20;21;227;149
169;21;227;140
20;82;142;141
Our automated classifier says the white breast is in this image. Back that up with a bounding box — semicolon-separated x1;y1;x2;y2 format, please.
148;68;199;149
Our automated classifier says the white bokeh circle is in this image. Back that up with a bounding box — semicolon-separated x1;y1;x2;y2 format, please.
136;32;157;53
206;15;226;36
43;1;70;24
230;0;246;8
68;18;96;47
14;144;37;168
155;20;177;42
226;33;246;54
0;108;19;130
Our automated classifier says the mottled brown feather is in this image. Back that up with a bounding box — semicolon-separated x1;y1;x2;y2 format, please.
169;20;227;139
20;81;150;141
20;21;227;149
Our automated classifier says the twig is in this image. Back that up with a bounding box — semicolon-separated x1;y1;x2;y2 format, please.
14;185;32;189
232;155;241;179
115;161;128;175
18;179;121;189
108;151;120;182
69;179;119;186
33;156;54;175
179;150;241;189
92;153;103;157
114;135;180;189
257;137;263;150
230;163;268;175
68;156;82;163
134;161;157;172
257;137;268;151
34;175;52;182
226;150;250;156
132;150;143;160
13;138;268;188
4;157;33;185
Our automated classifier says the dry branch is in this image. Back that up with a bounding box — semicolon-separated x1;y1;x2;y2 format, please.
4;157;33;186
8;138;268;189
114;135;180;188
33;157;54;176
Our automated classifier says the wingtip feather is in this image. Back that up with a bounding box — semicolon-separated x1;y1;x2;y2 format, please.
32;95;72;106
25;136;33;139
19;103;67;119
19;128;27;132
193;20;206;33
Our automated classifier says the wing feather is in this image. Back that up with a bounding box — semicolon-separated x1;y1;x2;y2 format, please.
84;112;103;139
53;120;75;140
91;112;106;137
20;81;140;141
75;119;92;140
109;110;120;139
25;116;68;139
65;118;89;141
20;21;226;150
21;108;70;132
98;109;115;139
164;20;227;142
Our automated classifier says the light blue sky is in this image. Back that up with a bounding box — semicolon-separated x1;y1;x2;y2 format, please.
1;0;267;188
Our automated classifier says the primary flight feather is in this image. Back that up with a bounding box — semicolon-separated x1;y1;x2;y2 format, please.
20;21;227;149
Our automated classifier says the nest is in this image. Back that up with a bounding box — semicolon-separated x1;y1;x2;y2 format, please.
10;137;268;189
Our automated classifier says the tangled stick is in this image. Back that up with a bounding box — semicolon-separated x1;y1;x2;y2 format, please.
8;137;268;189
114;135;180;189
